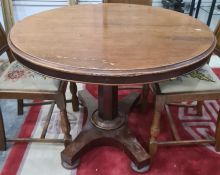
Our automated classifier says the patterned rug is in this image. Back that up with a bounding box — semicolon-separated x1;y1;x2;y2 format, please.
1;69;220;175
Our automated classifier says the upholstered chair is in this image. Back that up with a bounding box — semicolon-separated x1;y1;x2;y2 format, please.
149;21;220;156
0;22;79;150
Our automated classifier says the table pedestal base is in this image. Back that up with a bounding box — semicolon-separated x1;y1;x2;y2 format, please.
61;89;150;171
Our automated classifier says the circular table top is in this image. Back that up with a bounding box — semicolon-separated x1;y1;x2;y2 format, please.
8;4;216;85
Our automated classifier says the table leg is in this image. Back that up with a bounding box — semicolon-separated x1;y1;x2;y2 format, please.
61;85;151;172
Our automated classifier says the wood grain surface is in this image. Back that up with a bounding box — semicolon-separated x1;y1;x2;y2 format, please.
8;4;216;84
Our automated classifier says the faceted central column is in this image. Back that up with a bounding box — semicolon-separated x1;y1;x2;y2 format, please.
90;85;124;130
98;85;118;120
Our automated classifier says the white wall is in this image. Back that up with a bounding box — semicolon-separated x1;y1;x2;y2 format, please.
13;0;68;21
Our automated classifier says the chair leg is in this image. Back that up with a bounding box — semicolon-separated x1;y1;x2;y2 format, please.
140;84;150;112
0;108;6;151
6;49;15;63
197;101;203;116
149;96;165;156
69;82;79;112
17;99;24;115
56;94;72;145
215;111;220;152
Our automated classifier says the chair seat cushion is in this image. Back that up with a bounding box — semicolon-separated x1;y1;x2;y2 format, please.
0;61;60;91
159;64;220;93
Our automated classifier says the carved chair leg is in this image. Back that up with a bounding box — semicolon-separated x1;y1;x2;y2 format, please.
56;94;72;145
215;110;220;152
140;84;150;112
69;82;79;112
17;99;24;115
149;96;165;156
0;108;6;150
6;49;15;63
197;101;203;116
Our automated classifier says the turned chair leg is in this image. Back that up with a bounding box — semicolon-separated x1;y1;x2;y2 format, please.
140;84;150;112
56;94;72;146
149;96;165;156
6;49;15;63
197;101;203;116
0;108;6;151
17;99;24;115
215;111;220;151
69;82;79;112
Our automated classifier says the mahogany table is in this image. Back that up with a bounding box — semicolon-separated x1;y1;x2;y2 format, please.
8;4;216;172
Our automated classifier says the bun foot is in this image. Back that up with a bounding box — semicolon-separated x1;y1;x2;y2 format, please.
61;159;80;170
130;162;150;173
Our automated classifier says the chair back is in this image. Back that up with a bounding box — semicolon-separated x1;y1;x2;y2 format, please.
0;23;8;55
103;0;152;6
215;20;220;56
0;22;14;62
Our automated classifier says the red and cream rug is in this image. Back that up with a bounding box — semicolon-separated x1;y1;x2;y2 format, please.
1;70;220;175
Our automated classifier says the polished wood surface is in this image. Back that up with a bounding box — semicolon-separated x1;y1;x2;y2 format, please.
8;4;216;84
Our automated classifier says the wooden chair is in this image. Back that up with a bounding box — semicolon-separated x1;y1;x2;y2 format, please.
0;22;79;150
149;21;220;156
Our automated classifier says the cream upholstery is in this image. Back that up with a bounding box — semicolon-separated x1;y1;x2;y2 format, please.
159;64;220;93
0;61;60;91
